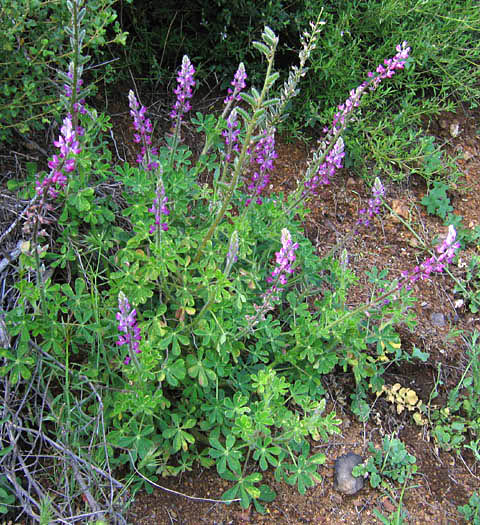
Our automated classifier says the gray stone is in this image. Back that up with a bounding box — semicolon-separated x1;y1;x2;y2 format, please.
333;452;364;495
430;312;446;327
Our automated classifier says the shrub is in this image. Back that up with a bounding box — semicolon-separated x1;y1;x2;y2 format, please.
0;0;128;143
0;1;461;519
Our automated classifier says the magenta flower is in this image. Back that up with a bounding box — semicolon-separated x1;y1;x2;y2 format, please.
64;62;87;116
116;291;142;366
36;116;81;199
246;229;299;326
149;180;170;234
224;63;247;105
170;55;196;128
267;228;299;289
358;177;385;227
245;130;277;206
304;42;410;195
128;90;159;171
304;137;345;194
368;41;411;89
401;225;460;288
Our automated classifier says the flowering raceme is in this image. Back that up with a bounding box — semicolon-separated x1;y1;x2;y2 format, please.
33;57;87;202
303;42;411;195
64;62;87;117
128;90;158;170
246;130;278;206
222;108;241;162
358;177;386;227
149;180;170;234
35;117;81;199
224;63;247;106
401;225;460;287
116;292;142;366
247;229;299;327
170;55;196;129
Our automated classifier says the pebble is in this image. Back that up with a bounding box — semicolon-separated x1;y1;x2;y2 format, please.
449;121;460;137
333;452;364;495
430;312;446;327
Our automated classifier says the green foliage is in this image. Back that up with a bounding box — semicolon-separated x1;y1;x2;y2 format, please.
458;492;480;525
0;475;16;514
353;435;417;491
423;332;480;454
421;180;453;219
1;16;436;517
118;0;301;85
0;0;128;142
291;0;479;181
454;254;480;314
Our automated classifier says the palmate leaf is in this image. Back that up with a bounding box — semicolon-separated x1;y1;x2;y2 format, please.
164;358;185;387
285;453;322;495
209;434;242;475
163;415;196;454
186;350;216;387
221;471;263;509
252;437;281;471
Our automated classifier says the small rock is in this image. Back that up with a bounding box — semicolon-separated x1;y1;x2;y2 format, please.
430;312;445;327
333;452;364;495
449;121;460;138
463;149;474;161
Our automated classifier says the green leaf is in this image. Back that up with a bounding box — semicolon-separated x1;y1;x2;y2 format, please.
259;484;276;502
370;471;382;488
412;346;429;362
240;92;257;108
309;452;326;465
252;41;270;56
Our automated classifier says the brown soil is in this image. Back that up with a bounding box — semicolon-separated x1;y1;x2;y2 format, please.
126;105;480;524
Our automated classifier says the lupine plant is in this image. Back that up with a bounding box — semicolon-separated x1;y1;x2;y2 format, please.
0;5;462;520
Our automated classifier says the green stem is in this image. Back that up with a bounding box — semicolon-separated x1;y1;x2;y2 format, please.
324;282;403;334
32;192;48;317
169;112;182;166
193;49;277;264
70;1;80;132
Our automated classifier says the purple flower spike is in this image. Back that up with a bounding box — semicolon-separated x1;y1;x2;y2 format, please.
246;229;299;327
305;137;345;194
35;116;81;199
149;179;170;234
303;43;410;197
128;90;159;171
401;225;460;288
170;55;196;128
368;41;411;90
222;109;241;162
246;130;277;206
64;62;86;116
358;177;385;227
224;63;247;105
116;291;142;365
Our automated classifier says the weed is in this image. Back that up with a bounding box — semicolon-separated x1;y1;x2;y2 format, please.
458;492;480;525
